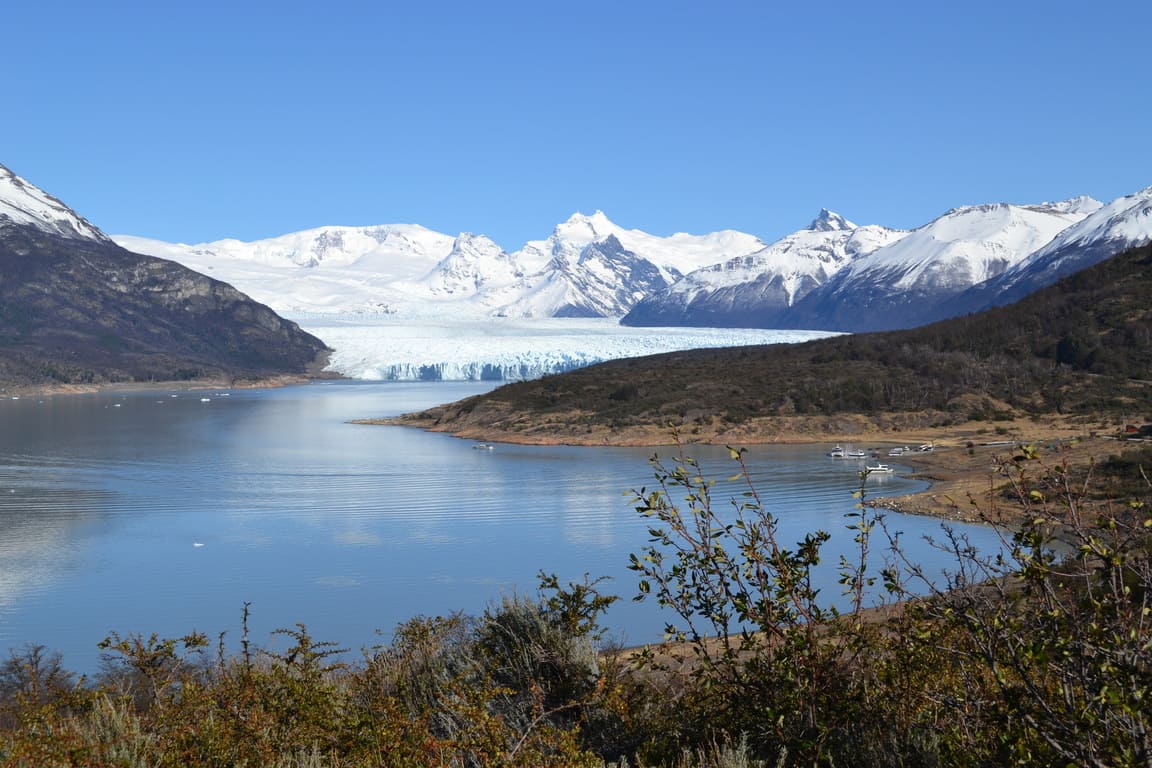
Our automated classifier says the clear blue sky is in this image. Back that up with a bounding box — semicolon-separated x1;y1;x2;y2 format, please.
4;0;1149;249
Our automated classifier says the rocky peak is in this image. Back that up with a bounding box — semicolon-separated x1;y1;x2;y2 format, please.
807;209;856;232
0;163;111;244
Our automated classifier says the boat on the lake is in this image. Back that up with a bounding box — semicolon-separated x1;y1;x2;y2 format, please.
865;463;895;474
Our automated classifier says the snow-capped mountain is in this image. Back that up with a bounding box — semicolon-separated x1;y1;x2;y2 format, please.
1;160;839;384
622;210;906;327
491;235;675;318
117;211;765;320
518;209;766;278
624;197;1121;332
0;163;328;387
117;224;460;315
418;233;518;297
933;188;1152;320
808;209;855;232
113;183;1151;339
762;198;1101;332
0;165;111;243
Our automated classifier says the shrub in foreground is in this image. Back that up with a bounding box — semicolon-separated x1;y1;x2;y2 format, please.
625;439;1152;766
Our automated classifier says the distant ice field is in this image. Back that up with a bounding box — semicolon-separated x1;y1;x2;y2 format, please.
290;315;838;382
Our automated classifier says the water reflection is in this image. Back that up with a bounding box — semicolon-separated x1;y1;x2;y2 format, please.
0;383;1000;673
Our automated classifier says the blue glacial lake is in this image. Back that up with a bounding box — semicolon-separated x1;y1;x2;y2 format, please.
0;381;1001;673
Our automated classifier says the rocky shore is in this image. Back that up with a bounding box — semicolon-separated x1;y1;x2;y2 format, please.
865;429;1120;525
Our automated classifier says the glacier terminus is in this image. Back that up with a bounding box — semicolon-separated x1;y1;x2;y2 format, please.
111;188;1152;382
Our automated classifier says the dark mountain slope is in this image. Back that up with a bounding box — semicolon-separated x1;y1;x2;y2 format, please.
0;224;330;388
393;244;1152;440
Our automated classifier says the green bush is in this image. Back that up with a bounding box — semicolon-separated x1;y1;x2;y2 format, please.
624;439;1152;766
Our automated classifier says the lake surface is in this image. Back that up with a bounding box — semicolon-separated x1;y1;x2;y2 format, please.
0;381;1000;673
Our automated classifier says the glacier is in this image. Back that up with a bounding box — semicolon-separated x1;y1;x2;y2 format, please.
294;314;838;381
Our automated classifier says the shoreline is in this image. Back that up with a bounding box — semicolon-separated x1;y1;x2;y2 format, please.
367;409;1123;528
0;372;341;399
8;375;1124;529
365;404;1100;449
861;430;1115;525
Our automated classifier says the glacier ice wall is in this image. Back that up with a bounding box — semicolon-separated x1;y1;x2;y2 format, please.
291;315;837;382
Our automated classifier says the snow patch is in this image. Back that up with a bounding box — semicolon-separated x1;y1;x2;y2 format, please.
0;164;110;243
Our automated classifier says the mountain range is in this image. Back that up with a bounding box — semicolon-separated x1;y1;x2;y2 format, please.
624;192;1152;331
930;190;1152;322
117;188;1152;333
116;212;764;321
387;240;1152;445
4;156;1150;392
742;196;1103;332
0;164;329;389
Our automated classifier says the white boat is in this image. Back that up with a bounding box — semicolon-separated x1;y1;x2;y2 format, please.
865;463;895;474
845;448;867;459
827;445;845;458
917;442;934;452
472;443;494;450
888;446;908;456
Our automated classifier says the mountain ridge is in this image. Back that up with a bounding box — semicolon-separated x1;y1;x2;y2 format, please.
765;198;1099;332
0;163;331;389
116;186;1151;332
1;165;111;243
117;211;765;320
928;186;1152;322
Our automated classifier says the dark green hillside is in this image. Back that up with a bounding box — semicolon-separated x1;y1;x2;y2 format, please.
400;244;1152;438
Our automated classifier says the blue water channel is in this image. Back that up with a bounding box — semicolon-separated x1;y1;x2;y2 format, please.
0;381;1001;672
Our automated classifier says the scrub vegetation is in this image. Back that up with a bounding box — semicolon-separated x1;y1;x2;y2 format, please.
0;437;1149;767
